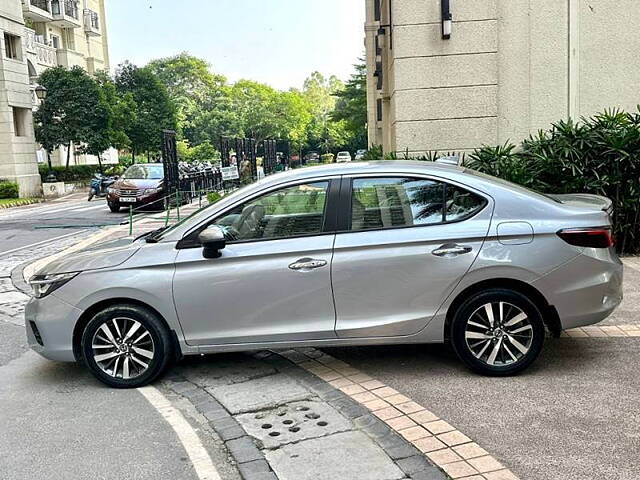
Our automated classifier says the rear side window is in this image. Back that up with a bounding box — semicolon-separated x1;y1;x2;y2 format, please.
350;177;485;231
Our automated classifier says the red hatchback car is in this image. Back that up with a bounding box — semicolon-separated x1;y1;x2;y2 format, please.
107;163;165;212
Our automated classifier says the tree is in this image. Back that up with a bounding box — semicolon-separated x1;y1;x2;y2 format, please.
115;62;177;161
331;59;367;151
34;66;110;167
147;53;227;144
301;72;345;152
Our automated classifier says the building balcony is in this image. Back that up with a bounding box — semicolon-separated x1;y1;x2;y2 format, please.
51;0;81;28
22;0;53;22
56;47;85;68
24;28;58;70
83;9;100;36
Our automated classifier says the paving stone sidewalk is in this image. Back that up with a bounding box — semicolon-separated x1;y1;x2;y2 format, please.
164;352;447;480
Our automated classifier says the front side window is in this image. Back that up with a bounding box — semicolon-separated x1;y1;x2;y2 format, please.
350;177;485;231
212;181;329;242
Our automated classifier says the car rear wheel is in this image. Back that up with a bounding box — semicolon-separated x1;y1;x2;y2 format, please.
80;304;173;388
450;288;545;376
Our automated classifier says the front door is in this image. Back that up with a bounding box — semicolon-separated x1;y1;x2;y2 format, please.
173;179;337;346
332;175;492;338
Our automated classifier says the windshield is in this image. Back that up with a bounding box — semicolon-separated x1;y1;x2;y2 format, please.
122;164;164;180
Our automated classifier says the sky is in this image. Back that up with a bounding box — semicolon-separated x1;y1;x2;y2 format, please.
105;0;366;91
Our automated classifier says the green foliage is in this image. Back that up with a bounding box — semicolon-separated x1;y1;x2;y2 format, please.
207;191;223;204
177;140;220;162
331;58;368;153
37;164;122;182
34;66;110;165
466;109;640;254
115;62;177;158
321;153;334;164
361;145;383;160
0;181;19;199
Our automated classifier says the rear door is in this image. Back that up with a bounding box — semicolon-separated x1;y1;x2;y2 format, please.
331;175;493;338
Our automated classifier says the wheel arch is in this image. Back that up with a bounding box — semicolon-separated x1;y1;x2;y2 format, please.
444;278;562;340
72;298;182;362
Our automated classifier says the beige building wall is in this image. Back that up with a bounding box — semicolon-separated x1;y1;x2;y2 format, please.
366;0;640;156
0;0;41;197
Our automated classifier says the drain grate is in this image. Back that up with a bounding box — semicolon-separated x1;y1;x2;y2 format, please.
236;400;352;449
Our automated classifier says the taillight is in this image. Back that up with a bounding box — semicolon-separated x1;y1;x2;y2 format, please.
557;227;614;248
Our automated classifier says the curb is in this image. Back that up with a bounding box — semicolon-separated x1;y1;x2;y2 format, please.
0;198;45;209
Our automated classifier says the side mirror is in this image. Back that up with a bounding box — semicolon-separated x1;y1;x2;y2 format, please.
198;226;226;259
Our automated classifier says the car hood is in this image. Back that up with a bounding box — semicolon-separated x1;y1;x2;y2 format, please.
37;237;141;275
114;179;163;189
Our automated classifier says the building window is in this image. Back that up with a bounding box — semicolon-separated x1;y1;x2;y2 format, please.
51;34;60;49
4;33;22;60
374;0;381;21
376;99;383;122
12;108;29;137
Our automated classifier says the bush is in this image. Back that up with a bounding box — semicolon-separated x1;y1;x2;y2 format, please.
207;191;223;204
361;145;383;161
38;164;127;182
321;153;334;164
0;181;19;199
466;109;640;254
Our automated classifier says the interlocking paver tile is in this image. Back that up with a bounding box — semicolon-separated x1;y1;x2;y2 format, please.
351;391;378;403
414;436;447;453
371;386;399;398
467;455;503;474
437;430;472;447
427;449;463;466
482;469;520;480
329;378;354;389
424;420;455;435
360;379;385;390
452;443;489;460
409;410;439;424
363;398;390;411
442;461;479;479
385;415;416;430
396;401;424;414
340;384;366;395
385;393;412;405
398;425;430;441
373;406;403;421
347;373;373;383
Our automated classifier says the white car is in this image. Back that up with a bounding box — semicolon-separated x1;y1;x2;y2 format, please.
336;152;352;163
355;149;367;161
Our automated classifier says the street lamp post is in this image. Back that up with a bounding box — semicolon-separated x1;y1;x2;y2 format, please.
34;85;57;183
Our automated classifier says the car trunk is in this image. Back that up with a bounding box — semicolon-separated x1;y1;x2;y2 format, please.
548;193;613;215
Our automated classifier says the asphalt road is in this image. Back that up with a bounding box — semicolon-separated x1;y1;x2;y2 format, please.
0;193;127;255
327;265;640;480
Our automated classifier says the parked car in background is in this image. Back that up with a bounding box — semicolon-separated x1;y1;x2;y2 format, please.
304;151;320;163
106;163;165;212
26;161;622;388
336;151;352;163
355;149;367;161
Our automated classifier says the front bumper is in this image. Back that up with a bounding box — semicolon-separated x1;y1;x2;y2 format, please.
25;293;83;362
533;249;624;330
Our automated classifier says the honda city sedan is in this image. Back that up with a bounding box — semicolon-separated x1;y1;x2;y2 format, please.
26;161;623;388
106;163;165;212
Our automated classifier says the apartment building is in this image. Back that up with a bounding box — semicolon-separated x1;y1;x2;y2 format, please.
365;0;640;156
1;0;112;197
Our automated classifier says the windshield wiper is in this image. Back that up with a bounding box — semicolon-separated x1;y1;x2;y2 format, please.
140;226;170;243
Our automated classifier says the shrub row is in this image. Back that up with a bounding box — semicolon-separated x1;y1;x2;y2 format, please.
0;181;19;199
38;164;126;182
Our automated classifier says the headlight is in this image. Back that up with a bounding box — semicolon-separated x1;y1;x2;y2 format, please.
29;272;79;299
144;188;159;195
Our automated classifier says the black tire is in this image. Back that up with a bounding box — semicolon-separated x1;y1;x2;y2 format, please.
450;288;545;376
80;304;173;388
88;189;96;201
108;202;120;213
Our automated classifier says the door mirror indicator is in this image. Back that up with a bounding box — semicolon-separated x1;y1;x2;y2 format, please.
198;226;226;258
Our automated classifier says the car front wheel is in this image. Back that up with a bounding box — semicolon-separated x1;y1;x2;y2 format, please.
450;288;545;376
80;304;173;388
108;201;120;213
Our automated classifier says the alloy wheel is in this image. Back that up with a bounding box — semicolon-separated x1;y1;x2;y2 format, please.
91;317;155;379
464;302;534;367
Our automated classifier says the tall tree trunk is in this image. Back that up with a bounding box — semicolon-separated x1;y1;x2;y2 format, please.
132;150;136;164
65;141;72;168
97;153;103;174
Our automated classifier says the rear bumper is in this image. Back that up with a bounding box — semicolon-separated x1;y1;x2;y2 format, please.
532;249;623;330
25;293;83;362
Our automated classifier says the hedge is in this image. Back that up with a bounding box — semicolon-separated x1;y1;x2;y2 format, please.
0;181;19;199
38;164;125;182
466;109;640;254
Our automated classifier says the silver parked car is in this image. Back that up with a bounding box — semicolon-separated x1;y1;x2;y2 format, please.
25;161;623;388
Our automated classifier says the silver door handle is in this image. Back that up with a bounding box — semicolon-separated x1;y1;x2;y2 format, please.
432;245;473;257
288;258;327;271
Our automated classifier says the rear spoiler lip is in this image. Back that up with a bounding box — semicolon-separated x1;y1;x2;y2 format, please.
548;193;613;214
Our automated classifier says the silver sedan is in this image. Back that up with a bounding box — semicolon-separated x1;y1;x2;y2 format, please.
25;161;623;388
